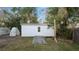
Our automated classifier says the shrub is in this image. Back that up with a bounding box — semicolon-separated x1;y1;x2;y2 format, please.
57;26;72;39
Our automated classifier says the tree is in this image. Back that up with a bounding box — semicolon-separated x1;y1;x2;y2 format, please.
47;7;58;43
2;8;21;29
1;7;38;35
66;8;79;40
18;7;38;23
56;8;69;38
3;7;38;27
47;7;79;40
0;8;9;27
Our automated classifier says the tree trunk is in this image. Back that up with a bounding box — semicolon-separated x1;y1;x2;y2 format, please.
54;19;57;43
72;23;76;41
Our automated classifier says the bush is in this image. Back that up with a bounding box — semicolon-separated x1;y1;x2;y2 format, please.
57;26;73;39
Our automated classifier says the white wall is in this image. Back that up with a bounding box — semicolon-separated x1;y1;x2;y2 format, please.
21;24;55;37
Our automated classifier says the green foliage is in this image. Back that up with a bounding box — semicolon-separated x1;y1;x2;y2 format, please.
2;7;38;31
47;7;58;26
5;16;21;33
57;25;72;39
48;7;58;16
18;7;38;23
67;7;79;17
47;7;79;40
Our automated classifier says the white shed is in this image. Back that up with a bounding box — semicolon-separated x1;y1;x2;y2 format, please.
21;24;55;37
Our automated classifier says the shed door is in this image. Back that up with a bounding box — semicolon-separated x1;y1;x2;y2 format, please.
38;27;41;32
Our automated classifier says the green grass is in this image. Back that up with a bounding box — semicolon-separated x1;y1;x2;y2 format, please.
0;37;79;51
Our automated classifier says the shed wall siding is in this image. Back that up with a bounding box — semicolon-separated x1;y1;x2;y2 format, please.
21;25;55;37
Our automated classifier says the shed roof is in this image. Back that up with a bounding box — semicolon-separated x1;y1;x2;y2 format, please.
21;23;49;26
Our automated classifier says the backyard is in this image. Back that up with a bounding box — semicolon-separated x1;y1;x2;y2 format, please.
0;36;79;51
0;7;79;51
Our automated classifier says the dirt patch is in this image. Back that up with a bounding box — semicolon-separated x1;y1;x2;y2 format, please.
0;35;20;49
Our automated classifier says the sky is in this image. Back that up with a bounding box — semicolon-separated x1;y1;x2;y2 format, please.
36;7;47;23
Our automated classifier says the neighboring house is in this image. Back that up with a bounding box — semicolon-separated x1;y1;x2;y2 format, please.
0;27;10;36
21;23;55;37
0;9;10;36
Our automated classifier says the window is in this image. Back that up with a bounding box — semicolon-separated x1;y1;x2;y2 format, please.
38;27;40;32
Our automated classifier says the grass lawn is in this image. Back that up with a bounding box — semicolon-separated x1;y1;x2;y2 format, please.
0;37;79;51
